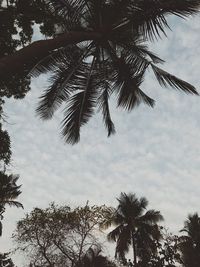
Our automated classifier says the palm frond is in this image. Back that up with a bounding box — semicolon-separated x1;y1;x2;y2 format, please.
107;224;125;242
36;69;73;120
138;210;164;225
61;57;97;144
151;65;198;94
116;78;155;111
1;200;23;209
45;0;85;29
0;172;23;211
98;86;116;137
115;226;132;257
129;0;200;40
121;43;165;65
36;45;94;120
30;51;67;78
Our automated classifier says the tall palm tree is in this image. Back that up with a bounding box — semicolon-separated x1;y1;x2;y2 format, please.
0;171;23;236
27;0;200;144
179;213;200;267
102;193;163;266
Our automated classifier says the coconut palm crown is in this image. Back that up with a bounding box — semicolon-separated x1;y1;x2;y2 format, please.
101;193;163;265
33;0;200;144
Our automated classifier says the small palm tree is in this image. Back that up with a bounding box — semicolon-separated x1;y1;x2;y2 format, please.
102;193;163;266
27;0;200;144
0;171;23;236
179;213;200;267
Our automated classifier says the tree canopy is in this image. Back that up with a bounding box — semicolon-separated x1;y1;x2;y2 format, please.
13;203;112;267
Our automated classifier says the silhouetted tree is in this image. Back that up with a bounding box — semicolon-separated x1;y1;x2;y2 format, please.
13;203;112;266
0;0;200;143
179;213;200;267
0;171;23;236
102;193;163;266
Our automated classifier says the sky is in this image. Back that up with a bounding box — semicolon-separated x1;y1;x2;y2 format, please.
0;13;200;266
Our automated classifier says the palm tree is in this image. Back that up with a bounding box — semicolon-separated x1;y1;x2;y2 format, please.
0;171;23;236
102;193;163;266
1;0;200;144
179;213;200;267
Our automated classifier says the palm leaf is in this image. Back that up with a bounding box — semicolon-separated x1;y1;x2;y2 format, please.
151;64;198;94
1;200;23;209
45;0;85;29
98;84;115;137
115;226;132;258
61;91;96;144
138;210;164;225
107;224;124;242
121;42;165;65
129;0;200;40
116;78;155;111
36;45;94;120
61;56;98;144
29;48;72;78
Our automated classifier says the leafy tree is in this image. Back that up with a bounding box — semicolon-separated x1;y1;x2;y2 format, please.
102;193;163;266
13;203;112;267
179;213;200;267
0;0;200;143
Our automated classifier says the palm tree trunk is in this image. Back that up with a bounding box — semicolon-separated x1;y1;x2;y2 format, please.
132;231;137;266
0;31;101;78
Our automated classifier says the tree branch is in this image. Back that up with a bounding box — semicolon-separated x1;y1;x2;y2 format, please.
0;31;101;78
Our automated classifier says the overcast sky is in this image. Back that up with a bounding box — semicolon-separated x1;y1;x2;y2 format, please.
1;14;200;266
